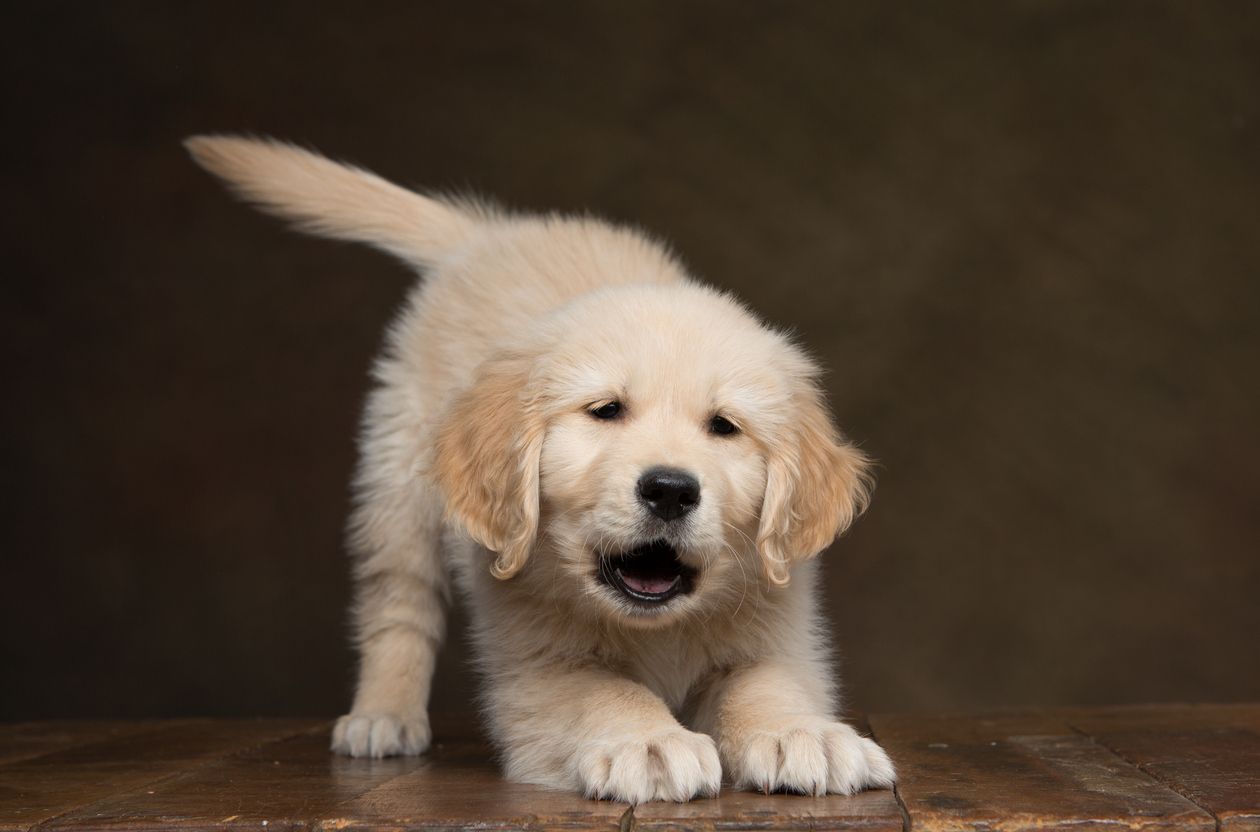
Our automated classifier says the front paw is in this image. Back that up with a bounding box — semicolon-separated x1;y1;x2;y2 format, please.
725;719;895;796
577;728;722;803
331;711;431;758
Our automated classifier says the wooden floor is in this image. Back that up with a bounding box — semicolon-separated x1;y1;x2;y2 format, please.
1;705;1256;831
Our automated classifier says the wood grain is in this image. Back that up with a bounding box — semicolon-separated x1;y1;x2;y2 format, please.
0;722;156;766
3;708;1258;831
42;729;628;832
868;710;1216;832
630;786;901;831
0;719;318;832
1067;704;1260;832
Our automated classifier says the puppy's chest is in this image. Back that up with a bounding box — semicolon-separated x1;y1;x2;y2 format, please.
615;638;717;712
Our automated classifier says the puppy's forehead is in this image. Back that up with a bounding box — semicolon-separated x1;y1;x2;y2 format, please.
540;284;815;407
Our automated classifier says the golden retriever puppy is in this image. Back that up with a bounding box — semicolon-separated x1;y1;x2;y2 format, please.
186;136;895;803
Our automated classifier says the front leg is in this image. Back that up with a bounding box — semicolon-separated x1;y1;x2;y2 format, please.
331;480;447;759
486;664;721;803
693;659;895;795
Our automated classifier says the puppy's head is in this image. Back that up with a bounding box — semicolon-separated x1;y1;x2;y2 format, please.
435;281;871;624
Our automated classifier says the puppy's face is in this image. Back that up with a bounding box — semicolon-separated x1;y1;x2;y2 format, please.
536;295;771;623
436;284;871;627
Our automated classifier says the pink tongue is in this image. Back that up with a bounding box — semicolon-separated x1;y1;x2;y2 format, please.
621;572;677;594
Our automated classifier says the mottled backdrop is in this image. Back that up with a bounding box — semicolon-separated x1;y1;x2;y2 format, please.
3;1;1258;721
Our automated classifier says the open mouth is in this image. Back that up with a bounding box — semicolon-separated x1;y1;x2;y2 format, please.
598;540;697;605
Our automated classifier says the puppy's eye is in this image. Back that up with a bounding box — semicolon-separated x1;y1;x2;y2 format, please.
709;415;738;436
590;401;622;420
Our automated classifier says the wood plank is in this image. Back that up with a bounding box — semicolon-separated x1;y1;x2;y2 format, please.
0;719;319;832
46;729;627;832
10;710;1256;831
869;711;1215;832
632;715;901;831
0;723;157;766
343;739;901;832
630;787;901;831
317;735;630;831
1067;704;1260;832
45;721;898;831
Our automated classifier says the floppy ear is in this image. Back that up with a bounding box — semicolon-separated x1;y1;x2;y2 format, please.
433;353;545;579
756;387;873;586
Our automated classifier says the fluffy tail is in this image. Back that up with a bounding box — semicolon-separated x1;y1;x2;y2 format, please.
184;135;474;267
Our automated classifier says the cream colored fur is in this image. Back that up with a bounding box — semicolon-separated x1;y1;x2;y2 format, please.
186;135;895;802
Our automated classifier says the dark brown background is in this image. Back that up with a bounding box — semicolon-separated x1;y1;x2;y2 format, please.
3;2;1258;722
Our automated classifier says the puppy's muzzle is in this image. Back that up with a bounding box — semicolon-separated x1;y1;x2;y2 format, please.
637;467;700;521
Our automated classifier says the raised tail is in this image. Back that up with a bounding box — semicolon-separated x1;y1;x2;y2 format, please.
184;134;475;267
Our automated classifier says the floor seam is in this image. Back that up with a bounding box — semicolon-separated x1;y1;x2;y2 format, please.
1065;720;1221;832
866;719;911;832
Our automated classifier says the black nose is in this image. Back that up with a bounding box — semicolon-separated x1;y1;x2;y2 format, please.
637;467;701;521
